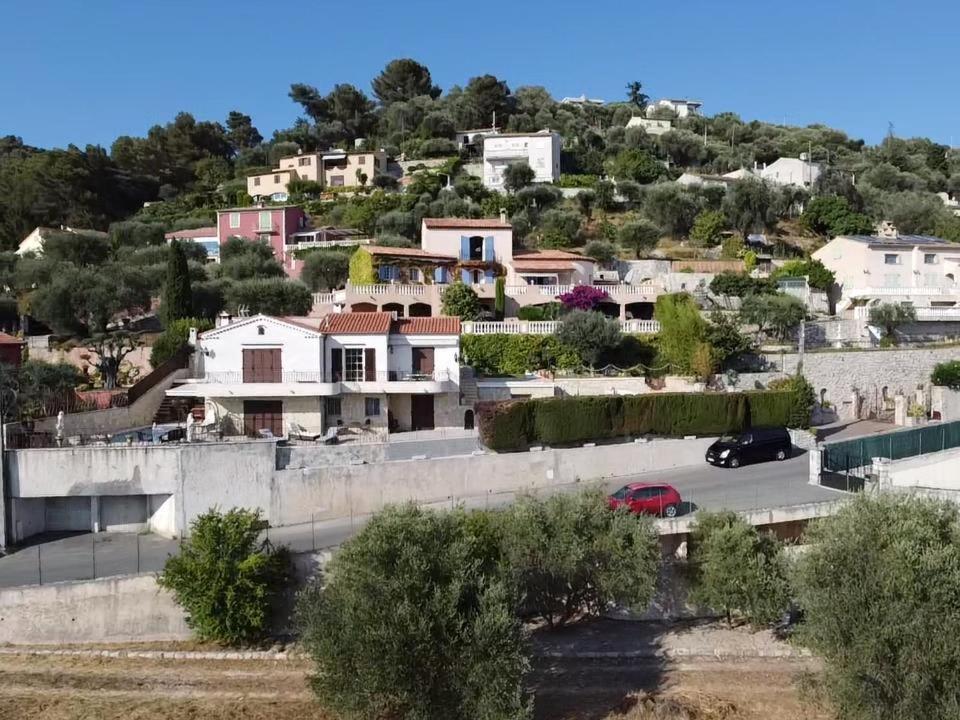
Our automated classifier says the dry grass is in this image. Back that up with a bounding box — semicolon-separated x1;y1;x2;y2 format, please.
604;692;739;720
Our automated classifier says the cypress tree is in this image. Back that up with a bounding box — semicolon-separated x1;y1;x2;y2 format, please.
161;241;193;325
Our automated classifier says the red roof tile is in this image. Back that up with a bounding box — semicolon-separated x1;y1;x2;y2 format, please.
0;332;24;345
165;227;217;240
365;245;457;261
513;249;590;260
318;312;393;334
511;260;578;271
392;317;461;335
422;217;511;230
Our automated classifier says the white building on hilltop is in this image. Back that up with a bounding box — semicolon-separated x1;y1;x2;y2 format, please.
760;156;822;188
482;130;561;190
646;98;702;118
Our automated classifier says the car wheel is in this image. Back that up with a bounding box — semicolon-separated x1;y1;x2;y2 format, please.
775;448;788;461
728;456;741;468
663;504;678;518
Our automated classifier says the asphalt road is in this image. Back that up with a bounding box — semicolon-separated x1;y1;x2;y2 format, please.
0;452;840;589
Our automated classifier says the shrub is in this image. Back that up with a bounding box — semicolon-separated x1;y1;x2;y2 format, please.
708;272;776;298
517;303;562;321
157;508;291;645
476;401;534;451
689;210;727;246
932;360;960;389
499;489;660;628
771;258;835;291
767;374;815;428
494;276;506;321
160;241;192;326
300;249;350;292
225;279;313;315
584;240;617;266
441;282;481;319
654;293;707;375
348;247;377;285
744;390;795;427
150;317;213;368
460;334;580;376
556;310;622;368
558;285;609;311
297;505;530;720
532;396;625;444
689;511;790;626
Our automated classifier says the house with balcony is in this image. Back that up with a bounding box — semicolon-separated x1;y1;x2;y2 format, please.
165;227;220;263
482;130;561;190
167;312;466;438
813;231;960;334
216;205;310;277
646;98;702;118
247;150;388;200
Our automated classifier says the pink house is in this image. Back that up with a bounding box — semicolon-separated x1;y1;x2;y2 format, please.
216;205;309;277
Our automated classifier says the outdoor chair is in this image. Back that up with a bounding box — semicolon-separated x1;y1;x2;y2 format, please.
288;421;323;442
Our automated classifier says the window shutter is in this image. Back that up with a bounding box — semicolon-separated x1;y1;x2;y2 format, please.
484;269;495;283
460;236;470;260
434;266;445;283
331;348;343;381
483;236;494;261
242;349;254;383
461;269;471;283
364;348;377;381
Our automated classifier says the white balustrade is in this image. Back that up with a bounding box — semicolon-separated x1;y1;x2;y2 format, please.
351;283;426;296
313;293;335;305
461;319;661;335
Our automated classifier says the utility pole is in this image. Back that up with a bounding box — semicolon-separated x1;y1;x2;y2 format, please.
797;317;806;376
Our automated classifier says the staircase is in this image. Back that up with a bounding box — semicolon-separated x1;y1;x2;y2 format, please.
152;382;202;424
459;366;479;407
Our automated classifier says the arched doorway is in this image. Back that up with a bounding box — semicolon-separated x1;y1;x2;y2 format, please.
351;302;377;312
408;302;432;317
463;409;475;430
382;302;404;317
624;301;654;320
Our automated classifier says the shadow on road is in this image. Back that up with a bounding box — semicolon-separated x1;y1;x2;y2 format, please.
678;501;698;516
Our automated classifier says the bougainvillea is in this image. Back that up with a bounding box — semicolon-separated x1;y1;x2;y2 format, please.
558;285;608;310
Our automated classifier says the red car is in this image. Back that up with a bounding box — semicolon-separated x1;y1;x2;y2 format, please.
608;482;682;518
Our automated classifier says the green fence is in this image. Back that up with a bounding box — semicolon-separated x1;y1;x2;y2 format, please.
822;420;960;474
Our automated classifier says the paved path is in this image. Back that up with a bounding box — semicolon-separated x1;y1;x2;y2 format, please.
0;451;839;589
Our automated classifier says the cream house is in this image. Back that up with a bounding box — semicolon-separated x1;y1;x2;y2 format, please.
247;150;387;199
482;130;561;190
813;231;960;317
167;313;466;437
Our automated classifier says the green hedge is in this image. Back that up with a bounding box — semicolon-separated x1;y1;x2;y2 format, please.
745;390;795;428
478;391;793;451
461;333;657;376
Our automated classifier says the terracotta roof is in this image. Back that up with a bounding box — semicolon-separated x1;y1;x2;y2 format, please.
365;245;457;262
279;317;324;332
422;218;511;230
512;249;590;261
0;332;24;345
319;312;392;334
511;260;578;272
391;317;461;335
165;227;217;240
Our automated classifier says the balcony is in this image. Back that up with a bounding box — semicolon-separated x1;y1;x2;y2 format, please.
330;370;455;395
847;286;956;298
171;370;455;397
462;319;661;335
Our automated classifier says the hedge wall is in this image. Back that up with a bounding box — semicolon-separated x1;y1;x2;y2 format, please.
461;333;656;376
477;391;794;451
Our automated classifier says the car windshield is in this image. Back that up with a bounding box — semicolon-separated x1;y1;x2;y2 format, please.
719;434;738;442
610;486;630;500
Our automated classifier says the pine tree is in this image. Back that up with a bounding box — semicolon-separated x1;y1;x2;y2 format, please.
161;241;193;326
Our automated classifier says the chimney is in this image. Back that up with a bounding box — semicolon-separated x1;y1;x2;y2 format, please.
876;221;899;239
499;208;508;224
217;311;233;328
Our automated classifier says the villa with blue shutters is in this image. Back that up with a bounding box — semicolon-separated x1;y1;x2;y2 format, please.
312;215;664;321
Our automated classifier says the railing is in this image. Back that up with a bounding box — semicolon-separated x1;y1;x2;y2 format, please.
313;293;336;305
462;320;661;335
127;344;192;404
351;284;427;296
853;306;960;321
848;286;954;298
195;370;451;384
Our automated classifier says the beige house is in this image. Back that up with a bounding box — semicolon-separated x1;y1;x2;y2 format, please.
247;150;387;199
813;231;960;316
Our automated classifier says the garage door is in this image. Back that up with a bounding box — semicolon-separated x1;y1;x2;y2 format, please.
243;400;284;437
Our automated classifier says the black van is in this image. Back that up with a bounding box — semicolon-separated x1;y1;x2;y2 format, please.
705;427;792;468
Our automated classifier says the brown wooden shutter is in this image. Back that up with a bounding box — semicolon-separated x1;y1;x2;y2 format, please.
268;348;282;382
364;348;376;381
331;348;343;381
242;349;255;383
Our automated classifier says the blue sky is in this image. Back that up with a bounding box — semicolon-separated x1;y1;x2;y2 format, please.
3;0;959;150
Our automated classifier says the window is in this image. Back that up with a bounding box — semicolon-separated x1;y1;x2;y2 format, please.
345;348;364;381
358;156;366;165
330;175;345;187
409;268;421;283
298;157;311;166
469;236;484;260
229;212;240;229
365;397;381;416
273;174;281;183
257;325;265;336
253;177;260;186
884;254;900;265
324;397;342;416
925;253;938;265
258;211;272;231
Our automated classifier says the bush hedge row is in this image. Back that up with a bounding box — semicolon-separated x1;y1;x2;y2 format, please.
476;391;796;451
460;333;657;376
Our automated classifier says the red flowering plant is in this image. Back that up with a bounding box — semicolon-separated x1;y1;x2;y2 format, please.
558;285;608;310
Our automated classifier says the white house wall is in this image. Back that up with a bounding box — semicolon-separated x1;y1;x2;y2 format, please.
200;318;323;377
421;227;513;264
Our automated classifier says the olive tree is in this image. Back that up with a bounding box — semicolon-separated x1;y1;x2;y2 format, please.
794;495;960;720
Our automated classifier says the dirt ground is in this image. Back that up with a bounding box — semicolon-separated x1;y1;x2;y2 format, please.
0;651;828;720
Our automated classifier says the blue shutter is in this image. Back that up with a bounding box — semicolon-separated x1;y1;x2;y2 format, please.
460;236;470;261
484;269;495;283
483;236;494;261
378;264;390;281
434;266;446;283
461;269;472;283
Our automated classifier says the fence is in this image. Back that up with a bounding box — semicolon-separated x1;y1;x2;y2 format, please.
820;420;960;491
462;319;661;335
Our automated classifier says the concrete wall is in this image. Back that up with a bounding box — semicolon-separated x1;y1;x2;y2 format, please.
932;386;960;421
272;438;713;524
883;447;960;490
0;574;191;645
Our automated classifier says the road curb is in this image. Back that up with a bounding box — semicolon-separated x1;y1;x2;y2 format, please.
0;645;811;661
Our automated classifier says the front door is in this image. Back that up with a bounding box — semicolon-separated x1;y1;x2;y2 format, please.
410;395;435;431
243;400;283;437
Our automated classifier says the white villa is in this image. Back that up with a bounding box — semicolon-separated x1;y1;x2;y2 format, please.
167;313;467;438
813;230;960;322
482;130;561;190
646;98;702;118
760;157;822;188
